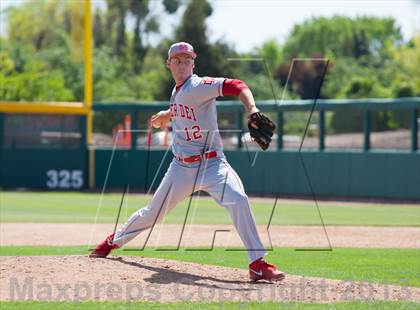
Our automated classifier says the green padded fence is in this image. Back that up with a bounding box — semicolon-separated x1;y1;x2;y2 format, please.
91;98;420;199
1;98;419;199
94;149;420;200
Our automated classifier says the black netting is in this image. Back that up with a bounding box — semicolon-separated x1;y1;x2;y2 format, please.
3;114;83;149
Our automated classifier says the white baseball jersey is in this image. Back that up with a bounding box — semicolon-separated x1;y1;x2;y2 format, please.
112;74;267;263
169;74;225;158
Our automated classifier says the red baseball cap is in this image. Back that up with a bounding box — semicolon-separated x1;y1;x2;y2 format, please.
167;42;197;60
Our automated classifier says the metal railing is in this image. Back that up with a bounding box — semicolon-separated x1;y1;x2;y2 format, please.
93;97;420;152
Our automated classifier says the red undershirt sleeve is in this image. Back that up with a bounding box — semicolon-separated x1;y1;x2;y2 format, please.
222;79;249;96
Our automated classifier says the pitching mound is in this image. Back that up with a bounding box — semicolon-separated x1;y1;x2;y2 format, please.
1;256;419;303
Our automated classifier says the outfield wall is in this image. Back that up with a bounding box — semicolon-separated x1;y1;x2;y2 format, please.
1;149;87;190
1;145;419;200
1;98;419;200
93;149;420;200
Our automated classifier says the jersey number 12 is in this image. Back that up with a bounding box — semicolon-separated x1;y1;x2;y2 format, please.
184;125;202;141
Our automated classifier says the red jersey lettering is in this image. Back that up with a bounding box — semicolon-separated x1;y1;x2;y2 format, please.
203;78;214;85
179;104;186;118
185;106;192;120
190;107;197;121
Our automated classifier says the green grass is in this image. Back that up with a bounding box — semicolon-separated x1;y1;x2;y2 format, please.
1;193;418;309
1;191;419;226
1;246;419;287
0;301;419;310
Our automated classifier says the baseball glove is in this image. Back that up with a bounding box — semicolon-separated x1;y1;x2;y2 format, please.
248;112;276;150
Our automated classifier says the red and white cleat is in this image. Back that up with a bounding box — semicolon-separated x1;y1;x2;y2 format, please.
89;233;119;258
249;258;286;282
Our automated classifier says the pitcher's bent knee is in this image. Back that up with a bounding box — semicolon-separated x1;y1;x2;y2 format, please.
221;191;249;208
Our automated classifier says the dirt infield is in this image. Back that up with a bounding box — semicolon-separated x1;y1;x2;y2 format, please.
1;223;419;248
1;255;419;302
1;223;419;303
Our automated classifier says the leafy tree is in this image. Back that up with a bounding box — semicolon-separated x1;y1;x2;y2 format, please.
338;77;391;99
130;0;149;66
282;16;402;60
2;0;182;103
3;1;85;101
0;47;74;101
256;39;283;73
274;57;329;99
103;0;179;73
174;0;212;75
276;15;404;102
6;1;67;51
92;46;134;102
389;35;420;96
2;0;417;118
93;8;106;48
330;76;393;133
163;0;180;13
105;0;129;58
130;48;168;101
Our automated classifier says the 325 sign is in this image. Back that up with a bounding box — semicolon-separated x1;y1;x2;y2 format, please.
46;170;84;189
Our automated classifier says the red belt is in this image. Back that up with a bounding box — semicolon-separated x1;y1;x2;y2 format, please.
175;151;217;163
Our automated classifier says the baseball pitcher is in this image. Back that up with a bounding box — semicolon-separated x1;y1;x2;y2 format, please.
90;42;284;282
